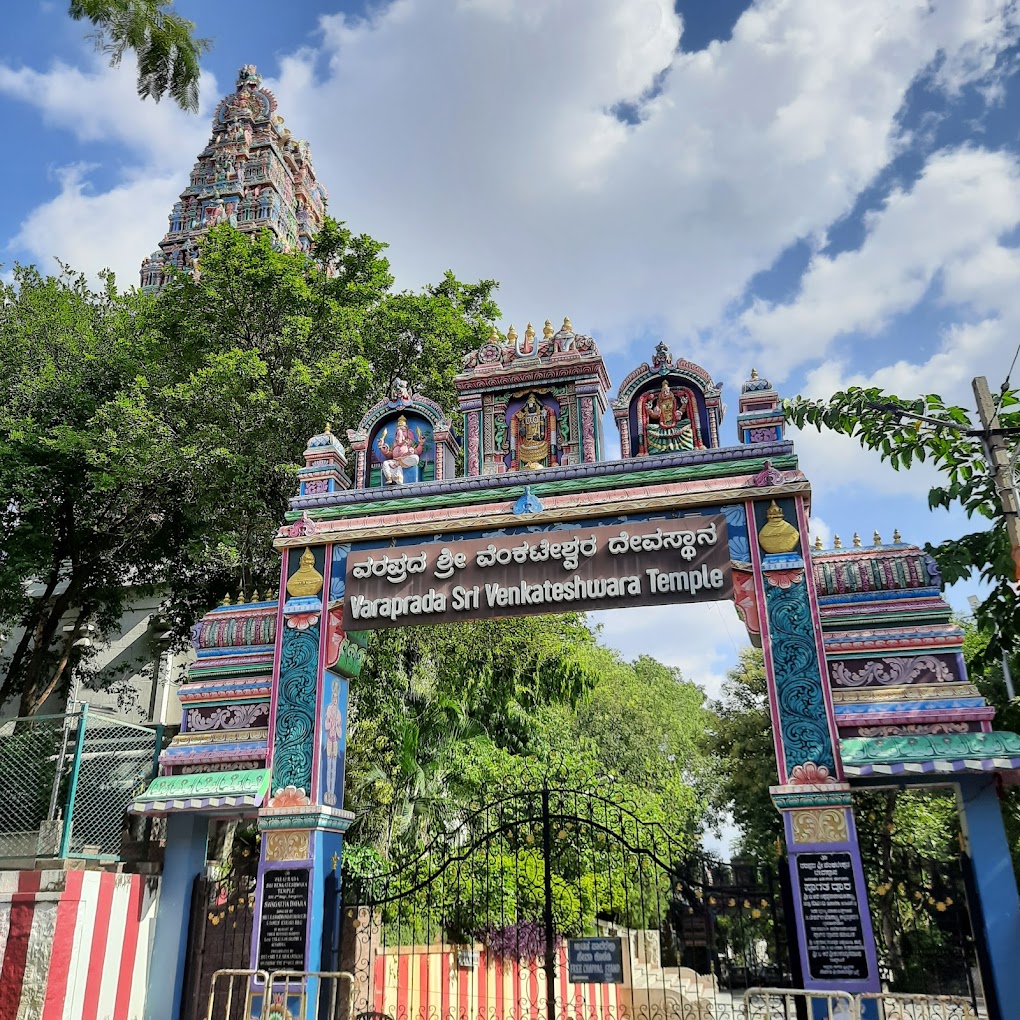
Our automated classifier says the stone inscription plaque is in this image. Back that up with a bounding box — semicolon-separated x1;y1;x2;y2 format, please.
257;868;309;974
795;852;869;982
343;516;732;630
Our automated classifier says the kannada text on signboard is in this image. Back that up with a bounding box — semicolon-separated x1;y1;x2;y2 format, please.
342;516;732;630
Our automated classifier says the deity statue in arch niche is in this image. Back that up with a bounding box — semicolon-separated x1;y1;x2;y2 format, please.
323;677;344;806
508;392;558;471
639;379;702;454
371;413;434;485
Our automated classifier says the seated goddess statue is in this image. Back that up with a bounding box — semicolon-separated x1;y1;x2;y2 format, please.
644;380;696;453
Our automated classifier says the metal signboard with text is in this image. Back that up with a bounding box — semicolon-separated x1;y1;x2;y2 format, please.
342;515;731;630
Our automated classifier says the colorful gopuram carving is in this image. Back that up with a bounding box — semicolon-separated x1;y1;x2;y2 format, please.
139;64;327;292
454;318;610;475
611;340;724;456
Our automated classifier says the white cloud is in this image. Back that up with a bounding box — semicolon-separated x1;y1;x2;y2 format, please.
592;601;746;702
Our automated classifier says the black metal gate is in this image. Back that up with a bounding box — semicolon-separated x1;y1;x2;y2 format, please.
180;865;258;1020
338;777;791;1020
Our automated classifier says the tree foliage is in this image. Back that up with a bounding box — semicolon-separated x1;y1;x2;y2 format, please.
0;222;498;711
786;387;1019;663
69;0;211;112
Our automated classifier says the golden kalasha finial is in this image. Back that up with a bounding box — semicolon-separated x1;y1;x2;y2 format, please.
221;593;232;606
813;536;823;550
265;588;275;601
562;316;573;332
252;589;261;602
543;319;554;339
758;501;801;554
893;528;902;544
237;589;246;604
834;534;842;549
488;324;499;342
525;322;535;342
873;531;882;546
750;368;759;380
324;422;332;434
507;324;518;342
852;533;861;547
287;547;324;598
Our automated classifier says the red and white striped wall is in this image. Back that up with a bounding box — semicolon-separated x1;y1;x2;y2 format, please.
0;870;159;1020
367;945;622;1020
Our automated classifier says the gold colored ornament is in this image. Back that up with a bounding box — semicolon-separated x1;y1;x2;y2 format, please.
252;589;261;602
893;528;902;543
758;501;801;554
562;315;573;331
488;324;499;342
873;531;882;546
750;368;759;380
813;536;823;550
507;324;518;342
237;590;246;604
543;319;554;339
852;532;861;547
220;593;232;606
286;548;324;598
834;534;842;549
524;322;535;344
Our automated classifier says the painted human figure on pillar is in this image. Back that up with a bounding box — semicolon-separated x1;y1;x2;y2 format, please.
323;677;343;806
378;415;427;484
643;380;697;453
510;392;557;470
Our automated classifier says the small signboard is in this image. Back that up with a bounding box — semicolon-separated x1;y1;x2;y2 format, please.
257;867;310;974
795;852;869;982
567;937;624;984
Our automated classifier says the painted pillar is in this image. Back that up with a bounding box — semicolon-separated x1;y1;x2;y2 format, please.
145;812;208;1020
747;495;880;1002
957;776;1020;1020
251;541;365;1016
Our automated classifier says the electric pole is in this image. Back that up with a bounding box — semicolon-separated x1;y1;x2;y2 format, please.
973;376;1020;582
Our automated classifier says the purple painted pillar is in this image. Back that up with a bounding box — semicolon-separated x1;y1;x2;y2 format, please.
747;495;880;997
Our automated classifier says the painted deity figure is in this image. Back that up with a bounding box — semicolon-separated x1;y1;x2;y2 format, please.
512;392;555;470
323;678;343;806
378;415;426;484
645;380;695;453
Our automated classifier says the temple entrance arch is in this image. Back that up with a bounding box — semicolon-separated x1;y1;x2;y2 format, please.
134;324;1020;1020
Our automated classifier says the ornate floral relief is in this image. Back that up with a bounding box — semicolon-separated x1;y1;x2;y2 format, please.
765;568;804;589
854;722;971;737
789;762;833;785
829;655;957;688
272;624;319;793
791;808;848;845
763;576;836;776
581;398;597;462
187;703;270;732
467;412;480;475
265;829;311;862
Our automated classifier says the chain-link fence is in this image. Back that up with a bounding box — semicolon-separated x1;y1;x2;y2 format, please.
0;707;162;863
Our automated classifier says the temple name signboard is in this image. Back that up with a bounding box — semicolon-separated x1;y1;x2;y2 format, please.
257;868;310;974
795;853;869;982
342;516;731;630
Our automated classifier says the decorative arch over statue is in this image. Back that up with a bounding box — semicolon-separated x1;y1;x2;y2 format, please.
611;341;724;457
346;380;459;488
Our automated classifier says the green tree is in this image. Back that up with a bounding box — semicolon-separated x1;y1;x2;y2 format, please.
69;0;210;112
0;265;187;715
785;387;1018;663
0;223;499;712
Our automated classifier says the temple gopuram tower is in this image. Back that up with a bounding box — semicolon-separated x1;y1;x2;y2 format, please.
140;64;327;291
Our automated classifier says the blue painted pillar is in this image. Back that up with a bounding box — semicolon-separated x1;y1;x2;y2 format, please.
957;777;1020;1019
250;542;365;1018
145;811;208;1020
748;495;880;1001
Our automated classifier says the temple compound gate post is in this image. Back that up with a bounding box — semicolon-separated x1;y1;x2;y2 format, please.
134;325;1020;1019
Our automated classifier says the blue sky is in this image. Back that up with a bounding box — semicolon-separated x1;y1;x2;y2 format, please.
3;0;1020;710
